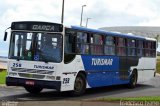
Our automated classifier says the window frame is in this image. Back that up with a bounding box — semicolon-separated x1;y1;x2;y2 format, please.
64;28;157;58
116;37;127;56
90;33;104;55
127;39;136;56
104;36;115;55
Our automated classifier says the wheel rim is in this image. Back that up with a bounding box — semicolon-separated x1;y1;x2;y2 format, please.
74;77;83;93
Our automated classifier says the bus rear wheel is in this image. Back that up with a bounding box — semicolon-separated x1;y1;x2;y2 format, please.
128;70;137;88
71;73;86;96
24;86;43;94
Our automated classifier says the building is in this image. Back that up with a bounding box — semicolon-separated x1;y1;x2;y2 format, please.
100;26;160;40
0;56;7;70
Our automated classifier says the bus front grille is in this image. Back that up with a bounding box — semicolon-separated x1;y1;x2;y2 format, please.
11;68;54;75
18;73;45;79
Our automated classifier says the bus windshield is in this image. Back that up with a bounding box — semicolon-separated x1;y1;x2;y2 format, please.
9;32;62;63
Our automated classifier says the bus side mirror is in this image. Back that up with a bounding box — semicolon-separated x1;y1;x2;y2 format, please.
4;27;11;41
4;32;7;41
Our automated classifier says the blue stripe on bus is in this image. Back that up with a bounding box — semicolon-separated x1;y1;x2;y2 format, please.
81;55;129;87
71;26;146;40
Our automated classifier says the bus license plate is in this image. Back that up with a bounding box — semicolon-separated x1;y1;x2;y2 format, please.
25;80;35;86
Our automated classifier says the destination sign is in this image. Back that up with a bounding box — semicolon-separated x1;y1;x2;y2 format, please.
32;25;55;31
11;21;63;32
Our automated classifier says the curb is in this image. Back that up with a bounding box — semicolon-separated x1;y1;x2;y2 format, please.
0;84;7;88
12;100;120;106
0;85;24;89
156;73;160;76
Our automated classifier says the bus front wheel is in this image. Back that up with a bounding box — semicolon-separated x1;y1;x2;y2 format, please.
24;86;43;94
71;73;86;96
128;70;137;88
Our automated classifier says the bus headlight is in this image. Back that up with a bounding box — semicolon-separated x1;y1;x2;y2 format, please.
8;72;18;77
46;76;55;80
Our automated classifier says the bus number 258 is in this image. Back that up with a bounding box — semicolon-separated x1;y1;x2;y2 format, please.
13;63;22;67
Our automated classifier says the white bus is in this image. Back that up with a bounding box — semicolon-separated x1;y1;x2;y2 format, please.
4;21;157;96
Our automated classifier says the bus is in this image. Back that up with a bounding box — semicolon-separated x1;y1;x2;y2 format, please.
4;21;157;96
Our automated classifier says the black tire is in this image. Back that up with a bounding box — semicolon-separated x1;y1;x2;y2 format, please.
24;86;43;94
70;73;86;96
128;70;138;88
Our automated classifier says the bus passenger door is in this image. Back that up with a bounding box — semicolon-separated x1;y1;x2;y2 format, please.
113;56;129;84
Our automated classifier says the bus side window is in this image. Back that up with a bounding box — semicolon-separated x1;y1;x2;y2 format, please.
137;40;143;57
144;41;153;57
76;32;89;54
64;29;76;54
90;34;104;55
104;36;115;55
117;37;126;56
65;34;72;53
151;42;156;57
127;39;136;56
64;28;77;63
144;41;149;57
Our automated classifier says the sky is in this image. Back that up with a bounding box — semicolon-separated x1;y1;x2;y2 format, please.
0;0;160;56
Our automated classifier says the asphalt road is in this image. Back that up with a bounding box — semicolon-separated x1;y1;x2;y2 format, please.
0;76;160;105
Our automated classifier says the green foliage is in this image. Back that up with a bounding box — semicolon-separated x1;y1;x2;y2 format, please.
0;70;7;84
99;96;160;102
157;59;160;74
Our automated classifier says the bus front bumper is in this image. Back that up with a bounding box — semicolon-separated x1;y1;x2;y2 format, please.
6;77;61;91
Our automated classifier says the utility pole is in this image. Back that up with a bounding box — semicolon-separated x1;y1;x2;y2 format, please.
61;0;65;24
80;5;86;26
86;18;91;27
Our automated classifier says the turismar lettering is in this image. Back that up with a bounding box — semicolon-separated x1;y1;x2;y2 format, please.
34;65;54;70
92;58;113;66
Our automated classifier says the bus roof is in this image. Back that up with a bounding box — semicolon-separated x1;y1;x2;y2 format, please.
71;26;156;41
